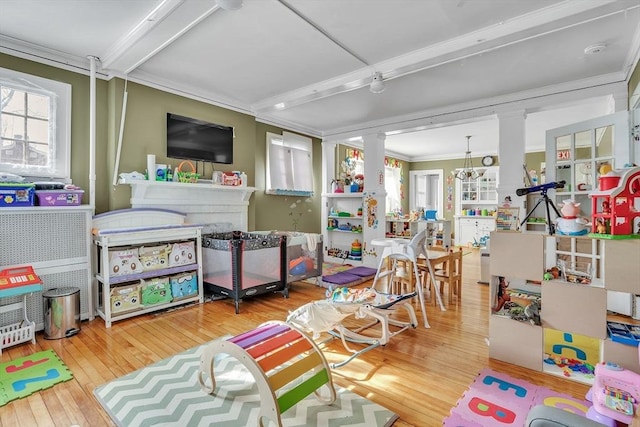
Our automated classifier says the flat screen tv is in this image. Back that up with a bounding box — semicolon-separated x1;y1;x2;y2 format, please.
166;113;233;164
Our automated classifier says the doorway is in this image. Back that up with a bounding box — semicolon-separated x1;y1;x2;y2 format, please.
409;169;443;219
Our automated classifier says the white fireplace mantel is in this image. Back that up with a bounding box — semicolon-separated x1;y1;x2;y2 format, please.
121;179;256;230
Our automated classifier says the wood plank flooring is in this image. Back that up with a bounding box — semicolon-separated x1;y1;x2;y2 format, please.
1;249;593;427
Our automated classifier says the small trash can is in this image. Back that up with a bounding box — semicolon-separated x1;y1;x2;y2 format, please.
43;287;81;339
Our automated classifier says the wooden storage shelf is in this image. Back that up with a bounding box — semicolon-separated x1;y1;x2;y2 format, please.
489;231;640;384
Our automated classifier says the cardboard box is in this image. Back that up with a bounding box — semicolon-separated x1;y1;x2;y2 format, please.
168;241;196;267
139;244;170;271
170;272;198;299
108;248;143;277
110;284;141;313
141;277;172;306
0;183;35;207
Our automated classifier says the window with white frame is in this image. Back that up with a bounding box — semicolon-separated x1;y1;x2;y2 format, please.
0;67;71;180
266;131;314;195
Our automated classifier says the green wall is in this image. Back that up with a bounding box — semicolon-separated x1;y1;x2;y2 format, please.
106;78;258;226
1;54;322;233
254;123;322;233
3;51;636;234
0;52;110;213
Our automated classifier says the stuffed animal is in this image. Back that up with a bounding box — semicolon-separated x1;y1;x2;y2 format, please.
556;199;589;235
492;276;510;313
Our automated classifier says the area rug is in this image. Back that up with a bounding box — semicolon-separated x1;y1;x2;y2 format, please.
443;368;592;426
94;339;398;427
0;349;73;406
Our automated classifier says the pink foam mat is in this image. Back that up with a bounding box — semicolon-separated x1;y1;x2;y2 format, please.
443;368;592;426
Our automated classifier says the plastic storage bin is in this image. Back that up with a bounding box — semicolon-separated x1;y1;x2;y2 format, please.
0;183;35;207
43;287;81;339
35;189;84;206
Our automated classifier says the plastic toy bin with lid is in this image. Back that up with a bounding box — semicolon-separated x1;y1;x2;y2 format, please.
43;287;81;339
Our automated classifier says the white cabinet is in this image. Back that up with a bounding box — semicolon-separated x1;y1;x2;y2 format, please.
456;167;499;214
92;209;203;327
323;194;364;263
455;216;496;246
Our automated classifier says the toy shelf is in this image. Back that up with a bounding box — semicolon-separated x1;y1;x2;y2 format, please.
0;283;43;355
92;209;204;328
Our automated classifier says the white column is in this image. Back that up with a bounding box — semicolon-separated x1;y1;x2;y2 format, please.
497;110;527;215
87;55;98;215
321;141;337;194
362;133;386;266
321;141;338;243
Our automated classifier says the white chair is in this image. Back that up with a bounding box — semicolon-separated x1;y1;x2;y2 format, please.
371;230;446;328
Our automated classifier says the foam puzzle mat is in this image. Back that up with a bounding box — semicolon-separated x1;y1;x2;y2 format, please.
0;349;73;406
444;368;592;426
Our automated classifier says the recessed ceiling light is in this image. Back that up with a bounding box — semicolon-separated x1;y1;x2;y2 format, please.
584;43;606;55
274;102;285;110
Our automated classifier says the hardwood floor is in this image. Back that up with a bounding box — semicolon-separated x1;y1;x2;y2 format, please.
0;249;592;427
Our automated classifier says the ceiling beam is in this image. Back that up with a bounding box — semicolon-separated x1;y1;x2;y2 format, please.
251;0;624;113
100;0;220;74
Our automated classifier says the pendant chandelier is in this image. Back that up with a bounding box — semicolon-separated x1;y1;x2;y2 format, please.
455;135;481;180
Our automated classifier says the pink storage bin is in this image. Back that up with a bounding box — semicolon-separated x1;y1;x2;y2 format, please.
35;189;84;206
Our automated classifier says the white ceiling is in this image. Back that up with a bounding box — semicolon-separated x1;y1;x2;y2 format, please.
0;0;638;161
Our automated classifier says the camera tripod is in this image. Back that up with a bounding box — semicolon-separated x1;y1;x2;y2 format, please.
520;188;562;235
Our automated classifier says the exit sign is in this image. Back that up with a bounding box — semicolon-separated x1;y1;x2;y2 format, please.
557;150;571;160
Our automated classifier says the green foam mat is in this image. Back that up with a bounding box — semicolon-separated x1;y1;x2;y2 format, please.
0;349;73;406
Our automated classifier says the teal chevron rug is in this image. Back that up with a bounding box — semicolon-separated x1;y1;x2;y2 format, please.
94;339;398;427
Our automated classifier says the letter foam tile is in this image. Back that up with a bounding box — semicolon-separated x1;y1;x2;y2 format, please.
0;349;73;406
444;368;593;426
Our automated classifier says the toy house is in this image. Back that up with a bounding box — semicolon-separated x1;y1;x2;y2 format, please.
589;167;640;237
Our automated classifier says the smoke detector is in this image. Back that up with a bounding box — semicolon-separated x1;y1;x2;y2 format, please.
584;43;606;55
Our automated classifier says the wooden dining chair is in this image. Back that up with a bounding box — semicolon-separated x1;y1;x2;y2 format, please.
421;247;463;305
448;247;464;303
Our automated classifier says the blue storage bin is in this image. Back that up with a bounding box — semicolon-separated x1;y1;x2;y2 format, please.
0;183;35;207
170;272;198;299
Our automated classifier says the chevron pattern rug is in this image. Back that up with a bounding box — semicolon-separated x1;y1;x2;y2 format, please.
94;339;398;427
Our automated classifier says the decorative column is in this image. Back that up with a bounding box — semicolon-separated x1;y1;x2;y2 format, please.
497;110;527;216
321;141;338;240
361;133;387;266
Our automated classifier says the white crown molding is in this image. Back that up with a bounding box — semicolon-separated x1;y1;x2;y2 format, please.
254;115;322;139
0;35;109;79
125;70;254;116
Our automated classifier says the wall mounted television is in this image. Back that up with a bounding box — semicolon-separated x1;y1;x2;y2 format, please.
166;113;233;164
